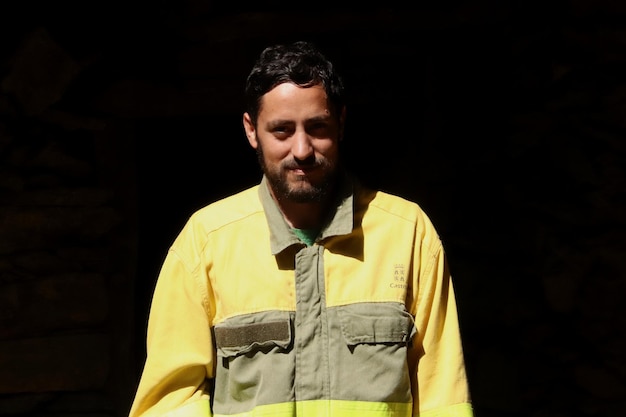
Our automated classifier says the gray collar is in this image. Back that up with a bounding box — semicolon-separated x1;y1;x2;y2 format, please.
258;172;354;255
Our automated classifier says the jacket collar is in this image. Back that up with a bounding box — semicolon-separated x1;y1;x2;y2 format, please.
258;171;354;255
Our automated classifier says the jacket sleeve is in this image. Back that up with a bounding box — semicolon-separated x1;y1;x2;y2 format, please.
128;246;214;417
409;240;474;417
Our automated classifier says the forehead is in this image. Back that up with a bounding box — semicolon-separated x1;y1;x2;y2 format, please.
259;83;330;119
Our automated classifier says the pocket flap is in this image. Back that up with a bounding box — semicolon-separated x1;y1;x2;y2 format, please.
214;319;291;357
338;303;415;345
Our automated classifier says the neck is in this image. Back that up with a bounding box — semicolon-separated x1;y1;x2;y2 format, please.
273;196;329;230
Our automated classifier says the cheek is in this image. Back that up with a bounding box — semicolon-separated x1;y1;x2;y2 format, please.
315;139;340;158
259;140;291;162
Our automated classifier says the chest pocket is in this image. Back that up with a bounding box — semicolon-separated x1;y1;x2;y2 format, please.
211;313;296;412
332;302;416;403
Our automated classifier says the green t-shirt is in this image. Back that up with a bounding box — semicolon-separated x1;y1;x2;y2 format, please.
292;228;319;246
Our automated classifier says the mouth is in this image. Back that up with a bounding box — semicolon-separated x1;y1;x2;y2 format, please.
286;163;318;175
291;166;313;174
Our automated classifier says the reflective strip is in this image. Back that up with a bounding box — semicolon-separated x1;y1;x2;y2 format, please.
163;400;212;417
213;400;412;417
420;402;474;417
161;400;472;417
214;401;294;417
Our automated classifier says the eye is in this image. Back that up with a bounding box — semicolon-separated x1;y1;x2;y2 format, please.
308;122;332;137
271;124;293;139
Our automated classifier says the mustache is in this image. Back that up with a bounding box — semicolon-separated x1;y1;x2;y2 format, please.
283;157;322;169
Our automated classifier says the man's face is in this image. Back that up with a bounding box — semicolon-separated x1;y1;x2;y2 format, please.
243;83;343;203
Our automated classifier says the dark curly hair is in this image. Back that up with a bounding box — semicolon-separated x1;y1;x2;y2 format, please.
244;41;345;125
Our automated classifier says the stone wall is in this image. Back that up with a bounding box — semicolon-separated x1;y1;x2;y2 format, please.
1;2;625;417
0;28;138;417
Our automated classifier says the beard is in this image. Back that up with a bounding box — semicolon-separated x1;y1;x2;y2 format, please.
256;145;338;203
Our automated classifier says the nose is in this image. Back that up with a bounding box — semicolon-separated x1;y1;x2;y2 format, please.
291;130;314;161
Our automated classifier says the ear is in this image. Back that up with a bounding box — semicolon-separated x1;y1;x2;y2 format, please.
243;112;258;149
339;106;346;141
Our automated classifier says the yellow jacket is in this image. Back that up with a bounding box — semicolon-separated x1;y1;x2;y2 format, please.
129;173;473;417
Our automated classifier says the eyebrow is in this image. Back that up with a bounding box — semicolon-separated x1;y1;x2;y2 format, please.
266;114;332;129
266;119;293;130
307;114;332;124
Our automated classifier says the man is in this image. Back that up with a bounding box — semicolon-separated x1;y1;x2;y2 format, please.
129;40;474;417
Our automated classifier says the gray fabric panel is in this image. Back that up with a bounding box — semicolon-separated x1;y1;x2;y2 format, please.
211;270;415;414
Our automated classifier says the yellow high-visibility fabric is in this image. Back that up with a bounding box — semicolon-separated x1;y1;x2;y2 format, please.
129;173;473;417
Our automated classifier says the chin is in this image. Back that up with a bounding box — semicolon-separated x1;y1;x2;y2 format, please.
286;184;327;203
